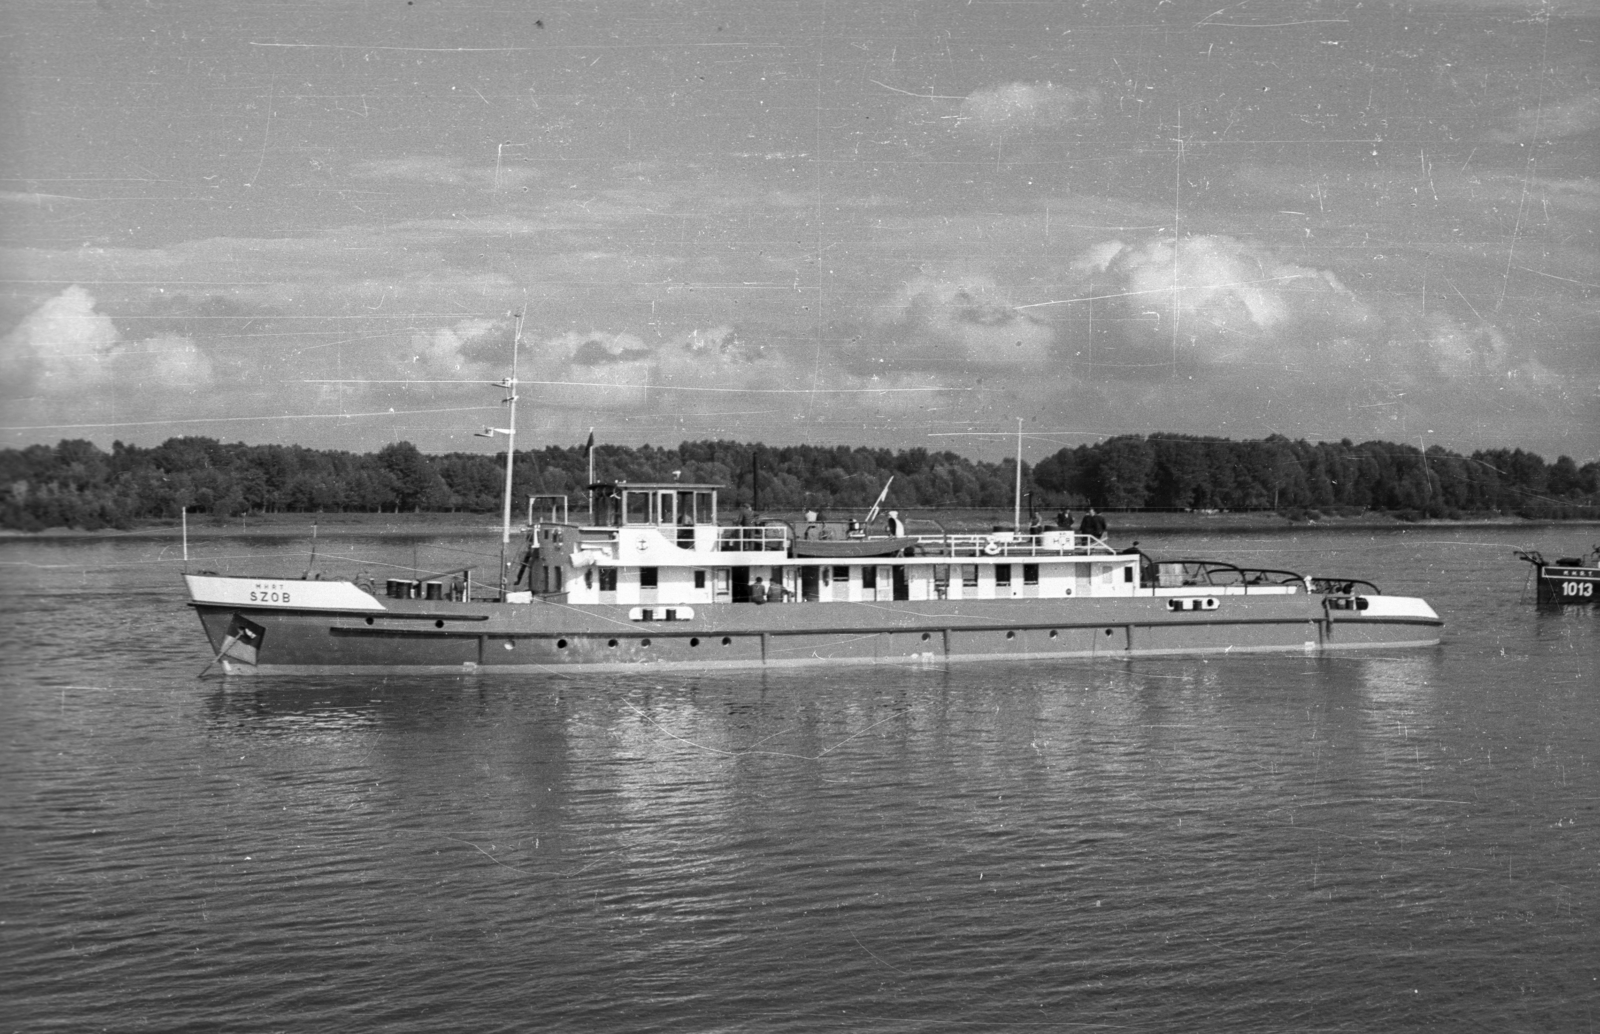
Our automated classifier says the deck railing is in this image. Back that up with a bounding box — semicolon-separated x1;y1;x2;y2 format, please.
907;532;1118;557
717;526;791;552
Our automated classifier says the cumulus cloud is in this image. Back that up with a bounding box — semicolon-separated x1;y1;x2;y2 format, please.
1064;234;1559;413
1080;235;1375;359
0;285;213;396
405;317;502;377
1;285;122;389
880;275;1059;367
538;330;656;408
955;82;1100;137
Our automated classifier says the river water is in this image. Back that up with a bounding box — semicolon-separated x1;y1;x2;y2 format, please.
2;525;1595;1032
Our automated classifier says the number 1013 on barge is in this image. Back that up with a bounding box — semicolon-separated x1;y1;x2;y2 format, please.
186;479;1443;675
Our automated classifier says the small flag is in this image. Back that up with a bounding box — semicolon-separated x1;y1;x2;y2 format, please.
584;430;595;454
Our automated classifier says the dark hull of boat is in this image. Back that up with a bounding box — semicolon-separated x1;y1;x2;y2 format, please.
192;593;1442;675
1534;564;1600;605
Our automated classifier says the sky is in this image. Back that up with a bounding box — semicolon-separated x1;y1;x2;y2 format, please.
2;0;1597;464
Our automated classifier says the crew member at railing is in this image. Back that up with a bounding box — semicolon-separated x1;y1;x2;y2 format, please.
1079;507;1108;541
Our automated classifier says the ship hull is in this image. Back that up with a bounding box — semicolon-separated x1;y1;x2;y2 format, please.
190;586;1442;675
1534;564;1600;605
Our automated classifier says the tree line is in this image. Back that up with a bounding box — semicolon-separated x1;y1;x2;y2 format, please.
1;433;1595;531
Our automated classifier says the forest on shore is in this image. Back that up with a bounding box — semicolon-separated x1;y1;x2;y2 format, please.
2;433;1596;532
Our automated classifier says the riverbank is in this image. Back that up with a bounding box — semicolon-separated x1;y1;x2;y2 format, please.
2;509;1593;542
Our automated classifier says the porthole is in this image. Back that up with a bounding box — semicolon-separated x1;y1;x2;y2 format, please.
641;638;651;648
1048;629;1058;639
1104;628;1114;637
504;641;514;650
1005;630;1016;640
721;636;731;646
690;637;700;647
607;638;618;648
921;632;931;641
435;619;445;628
556;638;568;649
365;616;374;626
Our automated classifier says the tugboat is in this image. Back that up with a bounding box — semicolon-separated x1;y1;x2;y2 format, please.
1515;546;1600;605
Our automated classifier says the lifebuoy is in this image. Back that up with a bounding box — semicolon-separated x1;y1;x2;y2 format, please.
983;540;1002;556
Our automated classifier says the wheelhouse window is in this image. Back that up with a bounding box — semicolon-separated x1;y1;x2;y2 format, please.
624;490;652;525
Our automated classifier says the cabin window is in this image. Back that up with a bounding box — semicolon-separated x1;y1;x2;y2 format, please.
584;569;593;589
555;568;564;591
962;565;978;588
996;564;1012;586
1123;566;1133;583
657;491;676;525
599;568;617;592
625;491;651;525
833;565;850;582
1023;564;1039;586
640;567;659;588
694;570;706;589
861;566;877;590
695;490;714;524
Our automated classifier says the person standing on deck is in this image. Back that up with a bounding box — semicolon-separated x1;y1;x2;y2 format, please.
1079;507;1108;541
750;577;768;604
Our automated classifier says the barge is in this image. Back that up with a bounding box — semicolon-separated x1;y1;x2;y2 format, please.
1516;547;1600;605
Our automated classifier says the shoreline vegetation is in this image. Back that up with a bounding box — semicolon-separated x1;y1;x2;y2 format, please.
3;508;1596;542
4;432;1596;535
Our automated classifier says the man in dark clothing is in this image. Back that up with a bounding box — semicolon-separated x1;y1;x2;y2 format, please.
1079;507;1108;540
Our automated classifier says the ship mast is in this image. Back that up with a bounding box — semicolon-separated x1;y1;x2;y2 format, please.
1013;418;1023;532
476;310;523;598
